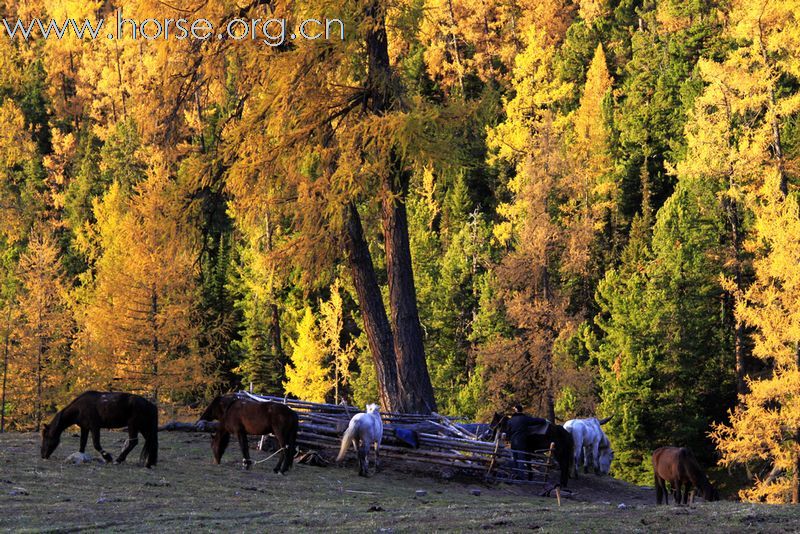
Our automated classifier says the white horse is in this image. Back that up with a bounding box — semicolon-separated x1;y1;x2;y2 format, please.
563;416;614;476
336;403;383;477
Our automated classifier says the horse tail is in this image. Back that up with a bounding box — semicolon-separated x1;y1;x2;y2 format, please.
141;404;159;467
655;471;664;504
563;429;575;479
337;419;359;462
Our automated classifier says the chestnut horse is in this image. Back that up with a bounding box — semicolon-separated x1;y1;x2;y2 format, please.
652;446;719;504
41;391;158;467
199;394;298;474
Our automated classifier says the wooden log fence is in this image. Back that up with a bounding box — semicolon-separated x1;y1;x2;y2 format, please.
160;391;558;486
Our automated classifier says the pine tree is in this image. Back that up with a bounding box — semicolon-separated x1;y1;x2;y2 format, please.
14;225;72;430
595;174;734;482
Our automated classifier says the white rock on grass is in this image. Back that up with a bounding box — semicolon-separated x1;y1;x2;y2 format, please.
64;452;94;464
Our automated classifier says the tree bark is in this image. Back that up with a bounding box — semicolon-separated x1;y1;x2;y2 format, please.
1;304;11;433
343;203;403;412
382;167;437;414
36;312;43;432
365;0;437;414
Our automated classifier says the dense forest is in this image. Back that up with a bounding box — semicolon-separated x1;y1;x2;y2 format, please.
0;0;798;502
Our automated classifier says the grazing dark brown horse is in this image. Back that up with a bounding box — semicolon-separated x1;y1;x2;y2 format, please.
652;446;719;504
199;394;298;474
40;391;158;467
490;411;573;487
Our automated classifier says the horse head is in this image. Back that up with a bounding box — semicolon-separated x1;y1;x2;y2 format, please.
597;445;614;475
703;484;720;502
199;395;224;422
40;422;60;459
365;403;380;415
488;412;508;439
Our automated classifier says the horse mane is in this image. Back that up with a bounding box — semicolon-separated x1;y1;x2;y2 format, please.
199;395;222;421
45;410;62;433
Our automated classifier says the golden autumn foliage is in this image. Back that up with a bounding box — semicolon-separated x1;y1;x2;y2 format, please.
706;0;800;503
319;279;355;404
0;99;36;242
73;156;211;402
284;307;333;403
712;177;800;503
11;226;71;430
562;43;615;277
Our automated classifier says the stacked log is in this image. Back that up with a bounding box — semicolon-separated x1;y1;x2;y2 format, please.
161;391;557;486
241;392;556;486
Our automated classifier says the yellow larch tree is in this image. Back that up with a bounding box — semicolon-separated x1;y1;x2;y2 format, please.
712;173;800;503
73;153;210;402
13;225;72;431
483;21;576;420
319;278;356;404
706;0;800;503
0;99;37;242
284;307;333;403
562;43;615;277
417;0;574;94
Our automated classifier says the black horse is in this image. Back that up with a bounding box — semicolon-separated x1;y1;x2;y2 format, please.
199;394;298;474
490;411;573;487
41;391;158;467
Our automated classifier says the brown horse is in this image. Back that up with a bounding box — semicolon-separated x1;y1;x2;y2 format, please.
199;394;298;474
652;447;719;504
41;391;158;467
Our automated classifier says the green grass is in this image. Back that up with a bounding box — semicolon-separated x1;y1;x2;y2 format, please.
1;431;798;532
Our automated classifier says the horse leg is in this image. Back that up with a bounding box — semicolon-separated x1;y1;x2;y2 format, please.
91;426;113;463
358;445;368;477
672;480;681;505
571;435;580;478
591;440;601;475
79;427;89;454
655;474;663;505
273;433;286;474
114;425;139;464
212;431;230;464
238;432;252;470
583;445;590;474
374;440;381;472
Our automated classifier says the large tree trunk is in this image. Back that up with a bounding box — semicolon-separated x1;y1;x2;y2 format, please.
343;203;403;412
1;304;10;432
382;167;437;414
365;0;437;414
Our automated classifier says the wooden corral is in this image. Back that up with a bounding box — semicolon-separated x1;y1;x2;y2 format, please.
160;391;558;486
163;392;559;488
